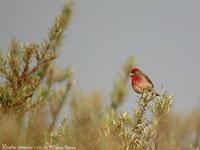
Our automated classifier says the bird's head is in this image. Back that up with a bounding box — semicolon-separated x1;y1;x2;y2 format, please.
129;67;142;77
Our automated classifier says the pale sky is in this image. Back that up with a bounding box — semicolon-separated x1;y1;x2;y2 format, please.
1;0;200;112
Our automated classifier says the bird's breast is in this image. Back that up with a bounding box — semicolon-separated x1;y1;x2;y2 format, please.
131;76;142;85
131;76;153;94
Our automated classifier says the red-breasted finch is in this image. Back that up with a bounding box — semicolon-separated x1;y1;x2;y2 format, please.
130;67;159;95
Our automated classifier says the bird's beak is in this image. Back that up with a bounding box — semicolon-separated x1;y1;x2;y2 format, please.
129;73;134;76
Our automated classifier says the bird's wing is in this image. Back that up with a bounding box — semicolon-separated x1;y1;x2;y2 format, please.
143;73;154;88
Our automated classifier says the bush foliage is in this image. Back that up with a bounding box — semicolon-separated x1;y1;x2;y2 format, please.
0;2;199;150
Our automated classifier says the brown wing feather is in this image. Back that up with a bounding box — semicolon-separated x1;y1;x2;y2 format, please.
143;73;154;88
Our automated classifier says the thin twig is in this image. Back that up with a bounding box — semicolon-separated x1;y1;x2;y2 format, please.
48;80;73;133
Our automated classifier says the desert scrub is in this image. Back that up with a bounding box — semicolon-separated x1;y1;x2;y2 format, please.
0;1;200;150
0;1;74;145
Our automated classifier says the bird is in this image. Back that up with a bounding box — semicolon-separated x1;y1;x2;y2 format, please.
129;67;159;95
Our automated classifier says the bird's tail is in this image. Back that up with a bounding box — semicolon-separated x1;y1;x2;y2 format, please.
144;88;160;96
148;88;160;96
155;92;160;96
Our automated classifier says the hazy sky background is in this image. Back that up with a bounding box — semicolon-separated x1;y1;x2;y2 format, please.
0;0;200;113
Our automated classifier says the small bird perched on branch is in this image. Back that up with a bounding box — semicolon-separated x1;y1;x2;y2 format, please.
130;67;159;95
